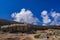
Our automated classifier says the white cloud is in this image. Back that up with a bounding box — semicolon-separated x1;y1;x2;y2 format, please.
41;10;48;15
50;11;60;25
41;10;60;26
11;8;40;24
51;11;60;17
11;8;60;25
41;10;51;26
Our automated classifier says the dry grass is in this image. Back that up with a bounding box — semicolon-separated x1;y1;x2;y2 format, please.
0;29;60;40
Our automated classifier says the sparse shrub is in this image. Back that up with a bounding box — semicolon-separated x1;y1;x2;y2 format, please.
34;34;40;38
47;33;53;36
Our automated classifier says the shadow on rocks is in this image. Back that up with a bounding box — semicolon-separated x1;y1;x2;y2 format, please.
5;37;20;40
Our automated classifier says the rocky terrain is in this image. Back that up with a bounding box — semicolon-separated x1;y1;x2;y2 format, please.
0;19;60;40
0;29;60;40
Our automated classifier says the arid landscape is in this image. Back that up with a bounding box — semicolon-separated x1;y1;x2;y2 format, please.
0;29;60;40
0;19;60;40
0;0;60;40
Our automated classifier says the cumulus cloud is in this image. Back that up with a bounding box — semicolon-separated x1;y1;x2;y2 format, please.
41;10;51;26
11;8;60;26
11;8;40;24
51;11;60;17
50;11;60;25
41;10;60;26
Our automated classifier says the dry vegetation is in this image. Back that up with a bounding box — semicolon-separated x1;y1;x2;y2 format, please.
0;29;60;40
0;19;60;40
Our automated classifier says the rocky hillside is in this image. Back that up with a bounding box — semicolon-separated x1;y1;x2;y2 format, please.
0;19;23;26
0;19;60;33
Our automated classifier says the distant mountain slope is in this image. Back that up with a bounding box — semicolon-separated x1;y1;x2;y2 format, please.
0;19;22;26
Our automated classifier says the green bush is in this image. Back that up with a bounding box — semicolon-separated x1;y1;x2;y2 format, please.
34;34;40;38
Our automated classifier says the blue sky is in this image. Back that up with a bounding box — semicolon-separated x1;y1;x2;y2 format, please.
0;0;60;25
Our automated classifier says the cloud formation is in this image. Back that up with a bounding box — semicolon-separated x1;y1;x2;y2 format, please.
11;8;40;24
11;8;60;25
50;11;60;25
41;10;51;26
41;10;60;26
